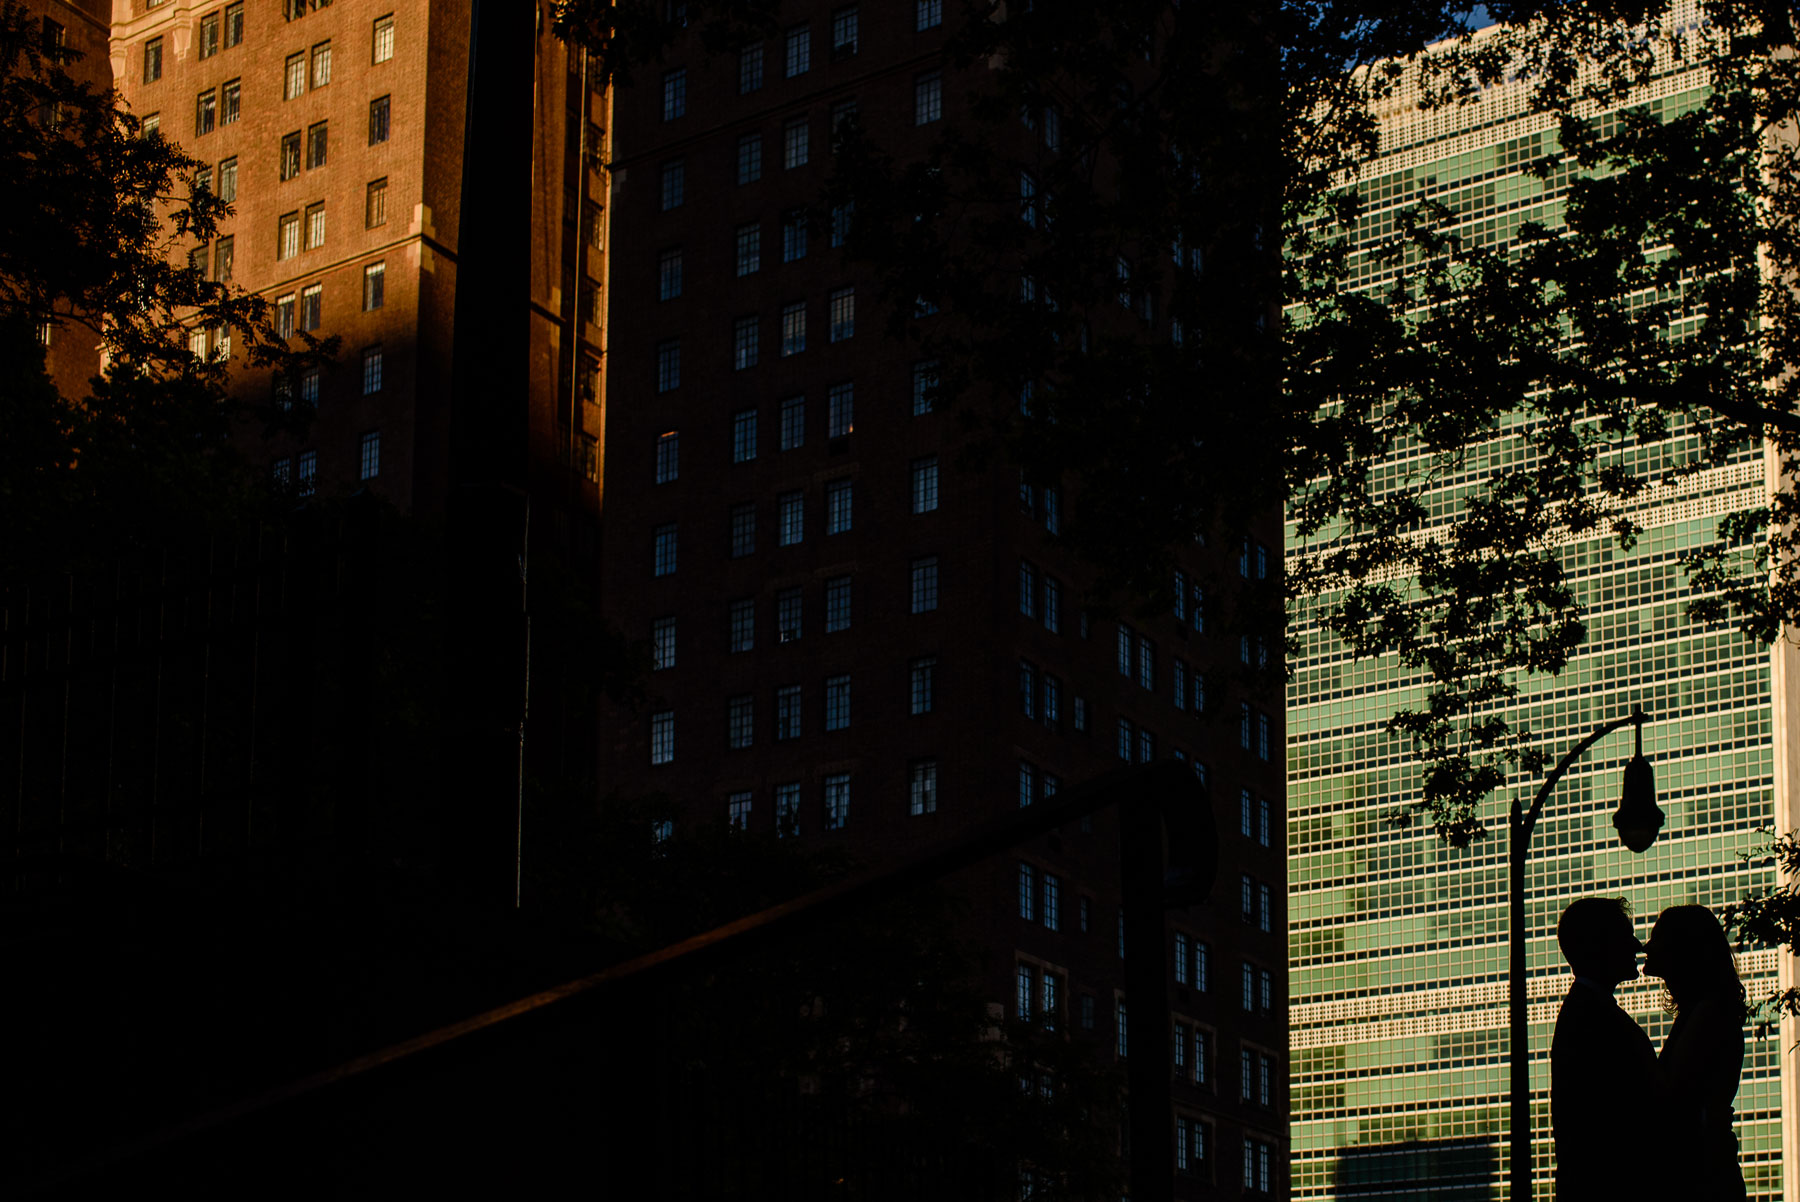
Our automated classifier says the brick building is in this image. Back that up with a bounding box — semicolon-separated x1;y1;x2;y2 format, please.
108;0;608;520
598;4;1289;1196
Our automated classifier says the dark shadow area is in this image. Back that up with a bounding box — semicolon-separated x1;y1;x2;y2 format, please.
1331;1138;1499;1200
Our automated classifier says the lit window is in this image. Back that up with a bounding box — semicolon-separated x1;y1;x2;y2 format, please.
783;118;809;170
738;43;763;94
909;657;935;715
823;773;849;830
359;430;380;480
826;381;852;437
909;760;937;815
728;503;755;558
649;711;674;765
658;247;682;300
911;457;939;514
825;479;853;534
780;302;806;356
824;576;851;632
914;71;942;125
653;523;677;576
910;557;938;613
373;14;395;63
778;491;804;546
728;598;754;653
660;159;685;210
662;67;686;121
784;24;810;77
733;315;759;370
824;675;850;732
734;223;761;276
736;133;762;184
775;782;800;837
363;262;384;311
369;94;390;144
727;695;753;749
779;395;805;450
656;340;680;392
775;685;802;740
828;287;854;341
361;345;384;394
651;616;676;671
654;431;679;483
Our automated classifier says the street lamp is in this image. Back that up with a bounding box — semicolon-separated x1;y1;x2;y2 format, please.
1509;706;1661;1201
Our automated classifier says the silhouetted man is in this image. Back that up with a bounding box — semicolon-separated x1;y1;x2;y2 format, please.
1550;897;1661;1201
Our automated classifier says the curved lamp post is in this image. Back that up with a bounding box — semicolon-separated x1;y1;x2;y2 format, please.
1509;706;1662;1201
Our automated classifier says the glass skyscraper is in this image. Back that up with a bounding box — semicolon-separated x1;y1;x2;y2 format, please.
1286;29;1791;1201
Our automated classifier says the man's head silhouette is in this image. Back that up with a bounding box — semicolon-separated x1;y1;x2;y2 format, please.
1557;897;1642;988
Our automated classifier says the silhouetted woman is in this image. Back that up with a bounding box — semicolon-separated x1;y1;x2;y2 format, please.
1644;904;1747;1201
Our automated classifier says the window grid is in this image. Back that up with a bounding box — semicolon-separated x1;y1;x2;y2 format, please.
775;685;802;740
909;657;935;715
911;457;939;514
827;381;853;437
825;479;853;535
732;409;757;463
368;95;389;143
824;576;851;632
910;557;938;613
727;695;753;749
823;774;849;830
824;675;850;732
779;395;805;450
728;598;754;653
649;711;674;765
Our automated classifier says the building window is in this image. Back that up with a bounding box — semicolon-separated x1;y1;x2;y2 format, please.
362;177;388;228
373;13;395;62
775;685;802;740
728;791;752;829
779;395;805;450
214;236;234;284
304;203;326;250
1117;624;1133;675
733;223;761;276
777;491;803;546
296;450;316;496
145;36;164;83
658;247;682;300
310;40;332;88
653;523;677;576
776;587;802;642
1019;561;1038;619
910;760;937;815
1117;718;1134;762
780;302;806;356
649;711;674;765
824;478;852;534
831;6;858;56
652;617;677;671
909;360;940;416
728;503;755;558
275;293;295;338
910;457;939;514
1138;636;1155;690
662;67;686;121
830;202;852;248
784;24;810;77
656;340;680;392
915;71;942;125
733;315;759;370
1174;932;1191;986
1257;711;1271;760
823;675;850;732
823;773;849;830
783;118;809;170
1044;578;1062;633
728;598;754;653
1017;862;1036;921
1072;696;1088;732
280;131;302;181
775;782;800;837
1241;874;1254;924
1042;873;1060;931
736;133;762;184
782;210;807;262
1241;962;1255;1011
1240;702;1252;750
909;657;935;715
660;159;685;210
1116;999;1128;1059
221;79;240;125
299;281;322;330
724;409;756;465
306;119;328;168
1259;797;1272;847
654;431;679;483
1042;675;1061;727
827;381;853;437
217;157;239;203
739;42;763;94
362;262;385;311
368;94;391;144
727;695;753;749
824;576;851;632
1260;968;1273;1012
910;557;939;613
1017;758;1035;807
828;287;854;341
916;0;942;30
357;430;380;480
282;50;307;100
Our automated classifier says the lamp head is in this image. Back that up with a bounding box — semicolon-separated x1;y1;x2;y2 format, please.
1613;710;1662;854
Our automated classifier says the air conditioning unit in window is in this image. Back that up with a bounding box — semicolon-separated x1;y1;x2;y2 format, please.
780;629;799;643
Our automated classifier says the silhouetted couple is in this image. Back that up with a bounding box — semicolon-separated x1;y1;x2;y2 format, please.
1551;898;1747;1201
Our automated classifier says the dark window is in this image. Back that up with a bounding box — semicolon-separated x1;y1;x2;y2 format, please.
306;120;328;168
144;37;163;84
368;95;390;145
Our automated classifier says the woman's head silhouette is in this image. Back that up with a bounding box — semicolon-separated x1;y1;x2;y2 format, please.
1644;904;1745;1015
